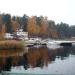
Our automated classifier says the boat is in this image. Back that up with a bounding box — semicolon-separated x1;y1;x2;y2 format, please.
46;41;62;49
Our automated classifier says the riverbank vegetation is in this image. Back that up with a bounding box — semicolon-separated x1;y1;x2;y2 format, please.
0;40;24;49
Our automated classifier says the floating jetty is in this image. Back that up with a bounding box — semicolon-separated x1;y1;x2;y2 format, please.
26;39;75;48
55;40;75;46
60;43;72;46
0;39;74;49
47;40;75;47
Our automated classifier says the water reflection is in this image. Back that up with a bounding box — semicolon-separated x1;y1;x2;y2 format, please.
0;45;75;72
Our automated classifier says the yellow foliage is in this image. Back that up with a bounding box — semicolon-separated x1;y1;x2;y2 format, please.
11;20;20;32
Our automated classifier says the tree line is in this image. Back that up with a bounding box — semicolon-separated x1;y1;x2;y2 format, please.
0;13;75;39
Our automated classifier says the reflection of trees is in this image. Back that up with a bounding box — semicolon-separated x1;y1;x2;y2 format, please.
70;46;75;55
0;57;12;71
48;49;57;62
0;46;75;71
0;49;25;72
26;46;49;68
56;47;71;60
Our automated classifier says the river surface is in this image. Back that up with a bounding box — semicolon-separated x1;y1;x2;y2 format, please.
0;45;75;75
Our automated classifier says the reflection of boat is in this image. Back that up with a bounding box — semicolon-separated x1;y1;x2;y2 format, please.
33;45;42;48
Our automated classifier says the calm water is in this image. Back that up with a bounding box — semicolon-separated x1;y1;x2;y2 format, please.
0;45;75;75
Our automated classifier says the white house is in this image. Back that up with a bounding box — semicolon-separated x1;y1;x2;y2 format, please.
15;29;28;40
4;33;13;39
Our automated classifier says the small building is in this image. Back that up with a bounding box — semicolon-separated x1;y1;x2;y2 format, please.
14;29;28;40
4;29;28;40
4;33;13;39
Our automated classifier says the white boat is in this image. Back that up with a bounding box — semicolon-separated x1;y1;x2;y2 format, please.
47;41;63;49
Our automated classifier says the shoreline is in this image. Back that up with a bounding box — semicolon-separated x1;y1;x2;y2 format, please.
0;40;24;49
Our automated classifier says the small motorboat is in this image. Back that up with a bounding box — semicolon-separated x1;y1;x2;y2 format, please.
47;41;63;49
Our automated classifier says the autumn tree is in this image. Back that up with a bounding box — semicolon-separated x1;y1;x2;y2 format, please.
1;24;6;38
48;20;58;39
27;16;40;37
11;20;20;32
0;15;6;38
39;16;49;38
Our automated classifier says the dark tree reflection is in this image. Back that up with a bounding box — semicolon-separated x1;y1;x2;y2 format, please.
0;45;75;71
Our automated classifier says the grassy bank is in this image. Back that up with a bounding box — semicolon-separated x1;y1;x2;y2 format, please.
0;40;25;49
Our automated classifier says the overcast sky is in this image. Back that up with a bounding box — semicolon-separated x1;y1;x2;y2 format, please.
0;0;75;25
